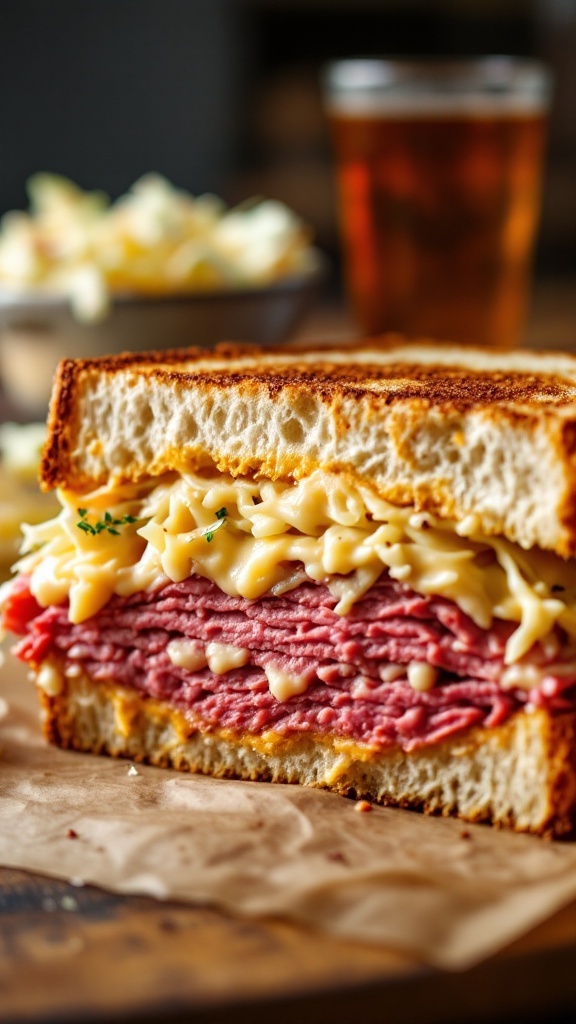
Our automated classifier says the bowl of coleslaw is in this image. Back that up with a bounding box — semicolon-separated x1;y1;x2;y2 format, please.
0;174;328;414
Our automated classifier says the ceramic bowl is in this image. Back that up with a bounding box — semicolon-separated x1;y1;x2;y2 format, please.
0;250;329;416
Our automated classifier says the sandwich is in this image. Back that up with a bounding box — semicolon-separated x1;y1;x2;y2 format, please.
4;338;576;837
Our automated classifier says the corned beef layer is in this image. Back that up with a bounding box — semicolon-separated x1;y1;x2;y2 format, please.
7;574;576;752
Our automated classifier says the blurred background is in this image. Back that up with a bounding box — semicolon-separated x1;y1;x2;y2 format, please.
0;0;575;327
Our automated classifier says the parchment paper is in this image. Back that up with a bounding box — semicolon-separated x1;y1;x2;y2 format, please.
3;655;576;971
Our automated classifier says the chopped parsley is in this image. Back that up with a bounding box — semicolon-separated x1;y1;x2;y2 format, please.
76;508;139;537
204;507;228;542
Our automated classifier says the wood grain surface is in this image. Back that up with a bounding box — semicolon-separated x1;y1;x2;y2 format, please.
3;863;576;1024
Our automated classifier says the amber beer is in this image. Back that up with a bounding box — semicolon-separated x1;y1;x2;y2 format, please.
325;61;551;347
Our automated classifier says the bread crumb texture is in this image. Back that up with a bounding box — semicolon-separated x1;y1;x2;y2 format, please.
42;340;576;556
40;666;576;837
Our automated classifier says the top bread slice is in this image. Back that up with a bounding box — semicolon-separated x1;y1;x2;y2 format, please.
41;336;576;558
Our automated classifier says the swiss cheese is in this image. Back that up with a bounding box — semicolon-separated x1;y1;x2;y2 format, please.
15;467;576;667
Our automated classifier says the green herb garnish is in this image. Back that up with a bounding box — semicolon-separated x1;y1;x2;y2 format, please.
204;507;228;543
76;508;139;537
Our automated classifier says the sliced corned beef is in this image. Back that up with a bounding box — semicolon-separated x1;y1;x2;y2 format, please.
8;574;576;752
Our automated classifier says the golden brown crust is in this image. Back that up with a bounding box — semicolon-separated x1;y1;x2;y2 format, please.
38;336;576;556
42;342;260;491
545;710;576;834
39;671;576;837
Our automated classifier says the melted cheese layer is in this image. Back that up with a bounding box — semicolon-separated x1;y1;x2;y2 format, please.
15;467;576;667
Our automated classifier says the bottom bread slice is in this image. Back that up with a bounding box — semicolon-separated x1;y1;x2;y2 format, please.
38;668;576;837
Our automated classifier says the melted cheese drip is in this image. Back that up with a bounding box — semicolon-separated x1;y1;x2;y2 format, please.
166;638;250;674
264;665;311;702
35;660;63;696
407;662;438;692
14;467;576;669
166;638;208;671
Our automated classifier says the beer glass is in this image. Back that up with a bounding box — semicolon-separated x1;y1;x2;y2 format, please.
323;58;552;347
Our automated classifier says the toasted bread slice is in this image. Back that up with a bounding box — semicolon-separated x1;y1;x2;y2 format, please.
42;337;576;557
39;663;576;837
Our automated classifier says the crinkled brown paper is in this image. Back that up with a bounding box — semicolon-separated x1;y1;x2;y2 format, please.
2;652;576;971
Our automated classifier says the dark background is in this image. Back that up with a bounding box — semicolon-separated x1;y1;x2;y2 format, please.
1;0;575;280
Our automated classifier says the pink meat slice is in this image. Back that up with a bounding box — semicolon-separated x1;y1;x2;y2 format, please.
14;575;576;752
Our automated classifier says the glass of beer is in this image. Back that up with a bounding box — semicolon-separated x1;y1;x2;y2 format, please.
323;58;552;347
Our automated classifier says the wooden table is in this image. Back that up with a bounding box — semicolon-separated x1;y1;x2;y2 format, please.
2;277;576;1024
3;863;576;1024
